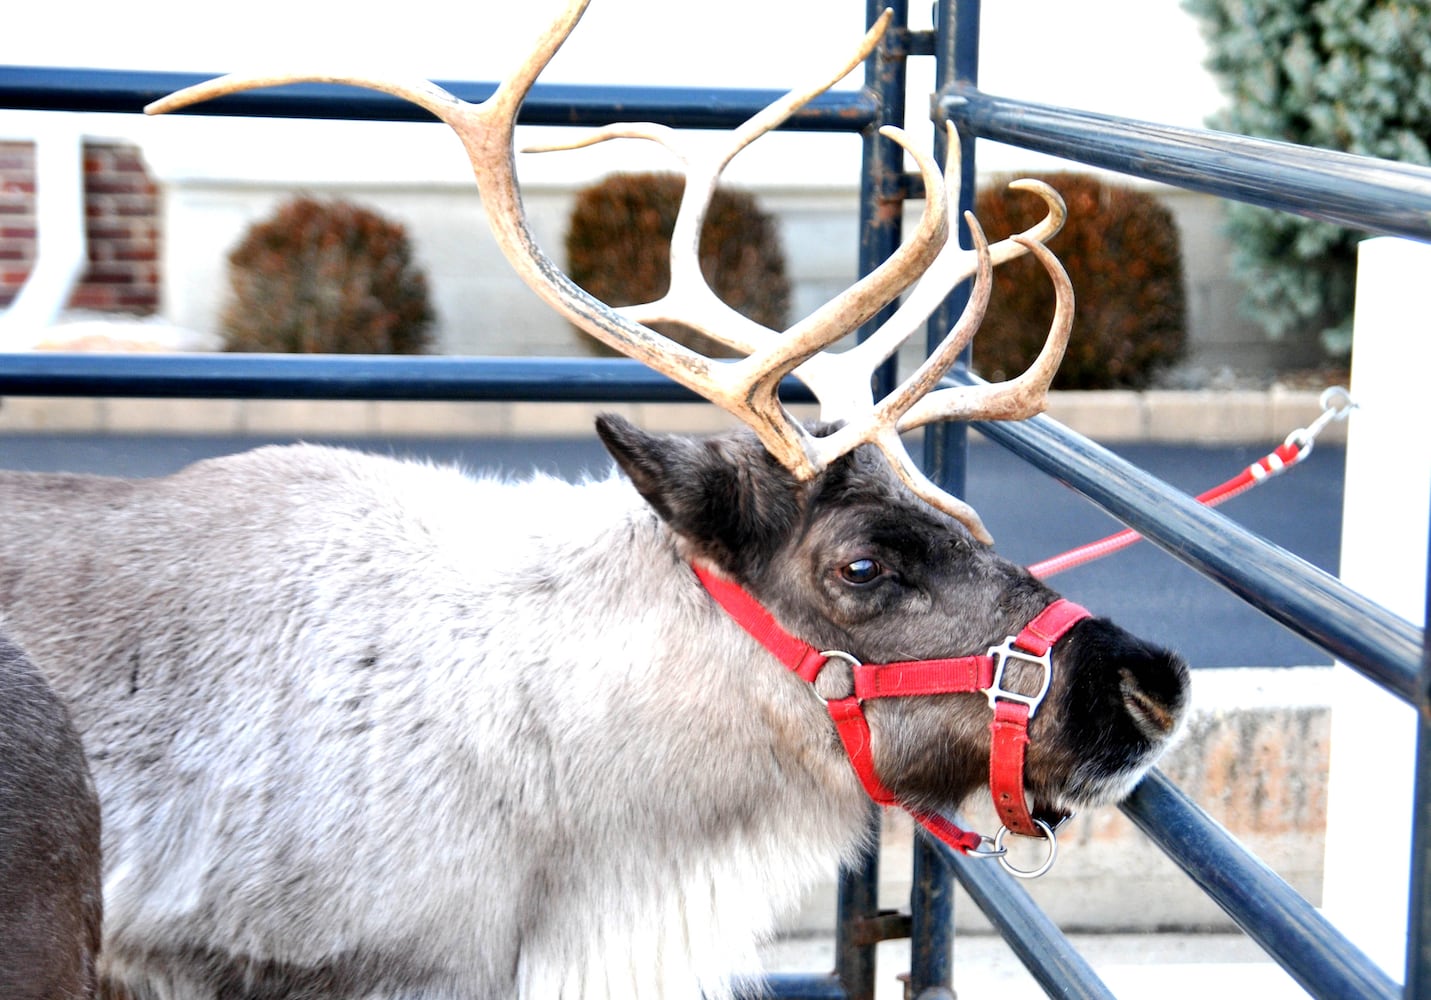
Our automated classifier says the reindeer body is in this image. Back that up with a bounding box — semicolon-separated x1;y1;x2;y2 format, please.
0;421;1188;999
0;629;102;999
0;439;871;999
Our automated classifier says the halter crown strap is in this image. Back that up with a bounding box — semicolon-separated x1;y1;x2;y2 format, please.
691;561;1090;860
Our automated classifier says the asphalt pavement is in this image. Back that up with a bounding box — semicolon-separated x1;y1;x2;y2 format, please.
0;431;1345;669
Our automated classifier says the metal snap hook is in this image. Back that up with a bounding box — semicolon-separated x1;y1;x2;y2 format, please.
993;818;1059;879
1285;385;1357;456
964;835;1007;861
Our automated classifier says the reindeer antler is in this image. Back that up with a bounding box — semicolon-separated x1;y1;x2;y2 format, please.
147;0;1073;544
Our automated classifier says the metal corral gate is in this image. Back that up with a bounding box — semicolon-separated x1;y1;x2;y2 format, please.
4;1;1431;997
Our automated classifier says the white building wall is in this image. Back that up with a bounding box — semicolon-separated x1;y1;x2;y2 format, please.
6;0;1260;362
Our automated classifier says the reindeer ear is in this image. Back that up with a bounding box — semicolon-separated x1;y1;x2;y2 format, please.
595;413;799;575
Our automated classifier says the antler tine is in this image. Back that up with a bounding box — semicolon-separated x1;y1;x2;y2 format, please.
145;72;470;127
999;179;1067;258
876;426;996;544
899;232;1075;428
809;208;995;470
518;9;897;362
723;125;950;417
520;122;778;358
812;138;1067;411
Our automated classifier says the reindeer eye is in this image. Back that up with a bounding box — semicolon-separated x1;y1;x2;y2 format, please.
838;558;884;586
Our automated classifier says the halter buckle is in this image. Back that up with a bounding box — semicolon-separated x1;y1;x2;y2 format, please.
985;638;1053;718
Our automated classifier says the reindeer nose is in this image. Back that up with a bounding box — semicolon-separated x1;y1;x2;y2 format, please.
1117;647;1189;741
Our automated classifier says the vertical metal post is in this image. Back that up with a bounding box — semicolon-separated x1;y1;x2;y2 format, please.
923;0;979;499
835;7;912;996
908;836;956;998
1406;517;1431;994
834;806;882;1000
857;0;909;398
906;3;978;998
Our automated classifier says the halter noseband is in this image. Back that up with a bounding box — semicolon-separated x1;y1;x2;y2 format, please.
691;561;1090;878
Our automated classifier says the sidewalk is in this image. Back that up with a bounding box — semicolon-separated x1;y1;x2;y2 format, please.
758;931;1313;999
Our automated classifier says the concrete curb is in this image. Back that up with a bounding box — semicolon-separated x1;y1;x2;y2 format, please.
1045;387;1347;445
0;387;1348;444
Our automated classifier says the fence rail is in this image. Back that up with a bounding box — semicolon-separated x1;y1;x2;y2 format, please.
963;379;1423;705
940;86;1431;241
0;65;878;132
0;353;788;404
1121;771;1401;1000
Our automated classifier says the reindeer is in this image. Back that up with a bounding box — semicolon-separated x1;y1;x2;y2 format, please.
0;629;102;1000
0;3;1188;997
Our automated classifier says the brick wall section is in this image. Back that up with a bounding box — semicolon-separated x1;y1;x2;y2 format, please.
0;141;35;306
0;139;160;314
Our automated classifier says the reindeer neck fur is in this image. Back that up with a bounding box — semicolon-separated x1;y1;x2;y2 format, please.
0;442;872;1000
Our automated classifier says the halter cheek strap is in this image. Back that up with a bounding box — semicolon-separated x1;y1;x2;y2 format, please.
691;561;1090;871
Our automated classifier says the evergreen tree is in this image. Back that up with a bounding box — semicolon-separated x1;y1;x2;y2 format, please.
1182;0;1431;354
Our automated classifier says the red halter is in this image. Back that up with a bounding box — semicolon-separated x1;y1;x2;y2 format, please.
691;561;1090;873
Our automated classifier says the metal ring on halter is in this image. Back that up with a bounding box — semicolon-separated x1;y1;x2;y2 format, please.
812;649;861;703
964;835;1007;861
993;819;1059;879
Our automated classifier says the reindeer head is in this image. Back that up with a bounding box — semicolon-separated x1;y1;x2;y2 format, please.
148;0;1188;867
598;412;1186;871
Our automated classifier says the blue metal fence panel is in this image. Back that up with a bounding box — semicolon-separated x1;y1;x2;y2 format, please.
0;65;879;132
938;1;1427;996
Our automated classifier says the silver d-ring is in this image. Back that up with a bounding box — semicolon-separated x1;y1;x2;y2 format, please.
993;819;1058;879
813;649;861;703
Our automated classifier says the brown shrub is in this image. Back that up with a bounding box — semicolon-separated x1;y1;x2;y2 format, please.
972;173;1186;389
564;173;790;357
221;196;434;355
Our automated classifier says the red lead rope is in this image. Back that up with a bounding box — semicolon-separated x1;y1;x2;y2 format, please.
1027;439;1306;578
691;561;1089;860
1029;386;1356;580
